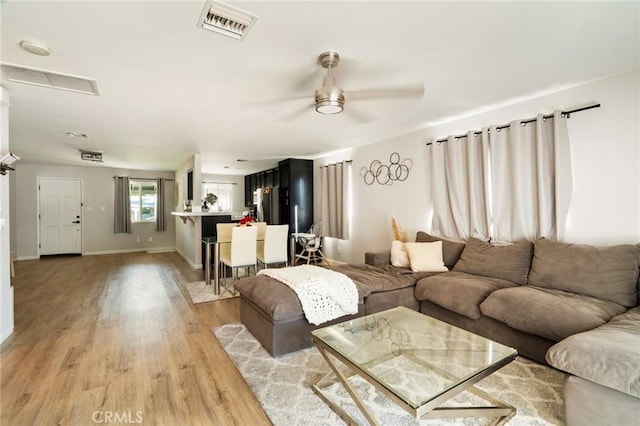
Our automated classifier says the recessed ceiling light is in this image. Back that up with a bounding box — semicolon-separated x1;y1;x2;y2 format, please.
19;40;51;56
66;131;89;138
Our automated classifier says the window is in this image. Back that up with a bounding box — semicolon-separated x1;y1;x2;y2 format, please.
202;182;234;212
130;180;157;223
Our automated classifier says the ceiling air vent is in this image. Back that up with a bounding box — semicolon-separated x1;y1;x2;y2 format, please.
197;1;259;40
80;150;103;163
0;63;99;96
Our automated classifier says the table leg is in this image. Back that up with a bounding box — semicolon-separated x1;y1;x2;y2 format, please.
214;241;220;295
313;343;380;425
205;242;211;286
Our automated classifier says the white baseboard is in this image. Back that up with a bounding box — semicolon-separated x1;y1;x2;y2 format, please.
16;255;38;261
0;326;14;344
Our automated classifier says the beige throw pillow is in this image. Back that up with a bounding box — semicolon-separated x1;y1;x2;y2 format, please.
390;240;410;267
405;241;449;272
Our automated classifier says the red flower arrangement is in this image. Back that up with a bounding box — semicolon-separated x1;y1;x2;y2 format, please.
238;215;255;226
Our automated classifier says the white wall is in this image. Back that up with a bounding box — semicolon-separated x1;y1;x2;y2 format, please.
315;71;640;264
173;154;203;268
11;163;175;259
0;88;14;343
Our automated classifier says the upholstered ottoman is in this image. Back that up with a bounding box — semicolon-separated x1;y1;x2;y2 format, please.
234;275;369;356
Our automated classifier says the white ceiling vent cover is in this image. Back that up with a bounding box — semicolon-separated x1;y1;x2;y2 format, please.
1;63;99;96
197;1;259;40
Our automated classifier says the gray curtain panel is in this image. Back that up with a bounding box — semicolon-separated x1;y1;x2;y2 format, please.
156;177;166;232
430;130;491;241
114;176;131;234
430;110;572;242
490;111;572;242
320;161;350;240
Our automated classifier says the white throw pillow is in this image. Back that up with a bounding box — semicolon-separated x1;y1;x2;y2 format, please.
404;241;449;272
390;240;410;267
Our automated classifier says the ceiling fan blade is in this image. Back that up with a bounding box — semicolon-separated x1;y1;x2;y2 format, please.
241;94;311;110
342;103;373;125
345;82;425;101
277;102;314;122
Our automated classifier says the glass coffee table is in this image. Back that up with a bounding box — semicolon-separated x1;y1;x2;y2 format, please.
311;306;518;425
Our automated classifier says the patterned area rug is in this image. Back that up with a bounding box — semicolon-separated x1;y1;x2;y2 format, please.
185;281;238;304
213;324;566;426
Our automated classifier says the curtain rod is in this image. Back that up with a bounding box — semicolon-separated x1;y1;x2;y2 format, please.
113;176;174;182
319;160;353;168
426;103;600;146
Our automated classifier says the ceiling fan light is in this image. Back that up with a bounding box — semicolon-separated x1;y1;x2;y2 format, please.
315;88;344;114
316;102;343;114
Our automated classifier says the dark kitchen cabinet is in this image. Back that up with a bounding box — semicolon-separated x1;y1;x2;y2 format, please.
243;159;313;233
243;167;282;207
244;175;252;206
278;158;313;235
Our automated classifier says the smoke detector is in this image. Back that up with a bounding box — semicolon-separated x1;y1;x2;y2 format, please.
19;40;51;56
197;1;259;40
66;131;89;138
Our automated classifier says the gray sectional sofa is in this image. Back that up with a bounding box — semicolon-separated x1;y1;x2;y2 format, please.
234;233;640;425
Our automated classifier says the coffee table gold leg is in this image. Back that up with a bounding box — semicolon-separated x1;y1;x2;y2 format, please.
314;344;380;426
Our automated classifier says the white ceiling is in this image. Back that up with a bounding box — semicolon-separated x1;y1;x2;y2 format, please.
1;1;638;175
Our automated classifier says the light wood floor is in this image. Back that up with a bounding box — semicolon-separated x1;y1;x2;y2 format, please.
1;252;271;425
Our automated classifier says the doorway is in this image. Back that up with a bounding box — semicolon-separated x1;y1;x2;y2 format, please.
38;178;83;255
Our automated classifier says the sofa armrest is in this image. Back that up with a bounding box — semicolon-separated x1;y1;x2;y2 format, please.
365;250;391;266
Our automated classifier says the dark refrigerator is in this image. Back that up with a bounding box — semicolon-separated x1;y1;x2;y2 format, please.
256;186;280;224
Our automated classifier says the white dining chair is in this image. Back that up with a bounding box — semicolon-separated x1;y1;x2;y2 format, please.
258;224;289;269
219;225;258;291
216;223;236;267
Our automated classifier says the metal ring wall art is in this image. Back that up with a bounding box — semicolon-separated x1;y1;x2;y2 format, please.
361;152;412;186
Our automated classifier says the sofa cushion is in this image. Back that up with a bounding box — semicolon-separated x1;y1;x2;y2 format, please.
405;241;449;273
414;271;518;320
327;264;429;293
480;286;627;342
546;307;640;398
529;238;640;308
235;274;369;322
415;231;466;269
453;237;533;285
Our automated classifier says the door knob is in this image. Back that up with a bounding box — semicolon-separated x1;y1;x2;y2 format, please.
72;220;80;224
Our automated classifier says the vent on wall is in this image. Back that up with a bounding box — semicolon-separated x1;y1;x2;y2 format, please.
0;63;99;96
196;1;259;40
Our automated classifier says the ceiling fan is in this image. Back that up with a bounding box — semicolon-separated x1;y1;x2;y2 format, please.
246;51;425;121
314;51;425;116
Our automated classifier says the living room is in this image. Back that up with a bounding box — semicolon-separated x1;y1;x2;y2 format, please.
1;1;639;425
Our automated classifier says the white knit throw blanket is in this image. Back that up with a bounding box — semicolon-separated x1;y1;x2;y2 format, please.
258;265;358;325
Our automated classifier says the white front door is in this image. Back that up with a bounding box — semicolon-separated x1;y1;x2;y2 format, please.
39;178;82;255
